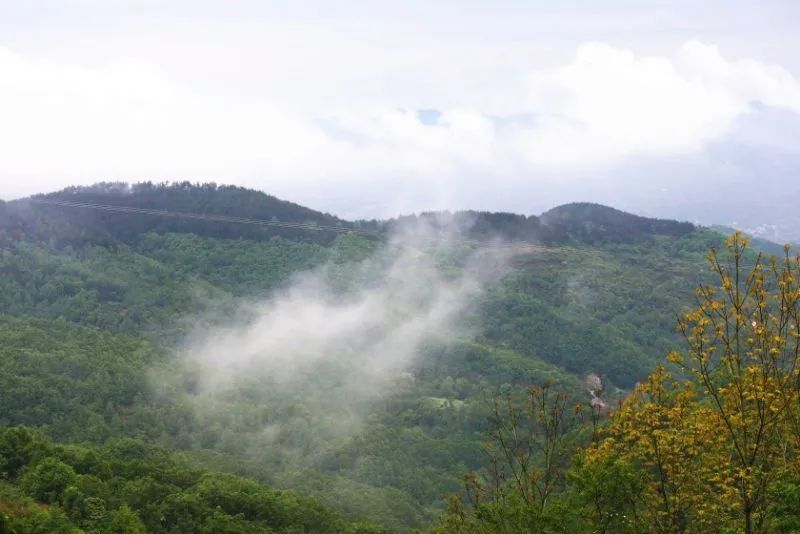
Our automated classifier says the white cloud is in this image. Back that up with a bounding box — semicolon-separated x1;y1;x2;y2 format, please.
0;46;328;179
518;40;800;167
0;40;799;210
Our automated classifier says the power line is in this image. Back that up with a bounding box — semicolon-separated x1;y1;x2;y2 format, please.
29;198;382;238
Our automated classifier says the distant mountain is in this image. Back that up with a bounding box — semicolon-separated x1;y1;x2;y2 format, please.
539;202;694;244
0;181;359;247
2;183;699;252
388;202;694;246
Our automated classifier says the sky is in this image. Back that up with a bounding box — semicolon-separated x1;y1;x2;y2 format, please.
1;1;799;239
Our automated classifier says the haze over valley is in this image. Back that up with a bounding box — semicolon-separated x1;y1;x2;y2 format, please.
1;2;799;532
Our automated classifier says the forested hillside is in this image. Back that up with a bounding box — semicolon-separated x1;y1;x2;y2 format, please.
436;233;800;532
0;182;372;248
1;182;776;531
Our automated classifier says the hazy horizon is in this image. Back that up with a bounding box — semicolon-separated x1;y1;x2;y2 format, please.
1;1;798;240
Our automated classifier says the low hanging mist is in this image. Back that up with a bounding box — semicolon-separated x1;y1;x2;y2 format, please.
171;222;512;466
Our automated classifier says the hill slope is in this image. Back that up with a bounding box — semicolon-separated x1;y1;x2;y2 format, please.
0;182;729;530
1;181;363;248
540;202;695;242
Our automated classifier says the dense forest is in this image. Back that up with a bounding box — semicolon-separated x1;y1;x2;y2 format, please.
1;182;797;532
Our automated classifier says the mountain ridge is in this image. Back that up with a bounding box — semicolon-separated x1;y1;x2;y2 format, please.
2;181;696;248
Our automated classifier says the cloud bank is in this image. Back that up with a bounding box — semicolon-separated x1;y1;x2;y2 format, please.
1;40;799;205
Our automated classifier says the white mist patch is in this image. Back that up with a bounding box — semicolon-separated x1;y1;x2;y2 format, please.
178;228;511;454
190;250;478;390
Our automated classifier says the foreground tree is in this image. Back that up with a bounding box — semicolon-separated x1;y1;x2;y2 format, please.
584;368;731;532
673;232;800;532
435;382;585;533
586;233;800;533
439;234;800;533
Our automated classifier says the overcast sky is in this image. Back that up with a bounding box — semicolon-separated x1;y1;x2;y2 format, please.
1;1;799;238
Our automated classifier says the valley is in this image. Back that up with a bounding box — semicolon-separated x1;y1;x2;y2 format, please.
0;182;733;531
